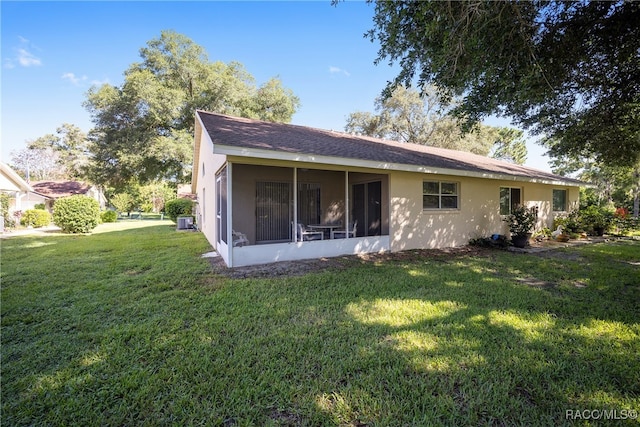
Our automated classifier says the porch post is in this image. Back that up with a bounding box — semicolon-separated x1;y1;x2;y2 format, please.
227;163;234;266
345;170;350;239
293;167;298;242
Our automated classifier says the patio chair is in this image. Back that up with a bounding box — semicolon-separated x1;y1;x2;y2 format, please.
232;230;250;247
294;222;323;242
331;220;357;239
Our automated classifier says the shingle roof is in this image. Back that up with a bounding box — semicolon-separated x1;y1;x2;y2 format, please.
31;181;92;199
196;111;585;186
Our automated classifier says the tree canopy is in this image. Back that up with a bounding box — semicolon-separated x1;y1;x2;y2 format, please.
366;1;640;166
11;123;89;181
84;30;300;188
345;86;527;163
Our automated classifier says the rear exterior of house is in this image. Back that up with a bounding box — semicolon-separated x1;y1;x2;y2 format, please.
192;111;583;267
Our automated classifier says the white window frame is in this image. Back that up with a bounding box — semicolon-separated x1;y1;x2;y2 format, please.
552;189;567;212
422;181;460;210
500;187;522;215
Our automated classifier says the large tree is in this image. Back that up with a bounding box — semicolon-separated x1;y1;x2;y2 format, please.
550;152;640;217
10;123;89;182
345;86;527;162
10;146;61;182
85;30;300;188
365;1;640;166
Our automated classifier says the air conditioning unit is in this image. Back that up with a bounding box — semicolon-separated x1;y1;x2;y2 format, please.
177;216;193;230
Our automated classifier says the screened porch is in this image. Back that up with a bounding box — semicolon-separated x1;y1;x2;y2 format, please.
214;163;390;267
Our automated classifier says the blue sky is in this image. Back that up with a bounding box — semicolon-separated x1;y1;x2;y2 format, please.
1;1;551;171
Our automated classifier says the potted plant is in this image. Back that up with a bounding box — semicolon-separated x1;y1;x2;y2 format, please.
504;205;537;248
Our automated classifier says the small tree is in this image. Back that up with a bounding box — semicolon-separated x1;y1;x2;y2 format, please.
53;195;101;233
110;193;136;216
139;182;176;213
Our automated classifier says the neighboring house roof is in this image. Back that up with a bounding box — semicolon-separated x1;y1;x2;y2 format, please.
31;181;94;199
194;111;587;187
0;161;34;193
177;184;196;201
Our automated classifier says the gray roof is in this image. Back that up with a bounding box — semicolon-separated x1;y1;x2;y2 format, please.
197;111;586;186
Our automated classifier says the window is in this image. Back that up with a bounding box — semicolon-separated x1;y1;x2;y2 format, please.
423;181;459;210
553;189;567;212
500;187;522;215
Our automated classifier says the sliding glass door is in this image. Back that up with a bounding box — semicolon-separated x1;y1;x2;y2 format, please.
256;182;292;243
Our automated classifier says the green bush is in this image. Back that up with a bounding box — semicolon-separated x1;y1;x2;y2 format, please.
0;192;13;228
34;203;46;210
553;209;583;234
612;216;640;235
140;202;154;213
164;198;193;223
579;205;613;235
20;209;52;228
101;210;118;223
53;195;101;234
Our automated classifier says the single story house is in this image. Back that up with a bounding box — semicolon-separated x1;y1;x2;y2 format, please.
0;162;51;216
191;111;585;267
32;181;107;211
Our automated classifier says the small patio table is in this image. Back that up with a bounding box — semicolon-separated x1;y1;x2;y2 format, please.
308;224;343;239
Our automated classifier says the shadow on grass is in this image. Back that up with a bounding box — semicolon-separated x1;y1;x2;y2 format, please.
1;233;638;426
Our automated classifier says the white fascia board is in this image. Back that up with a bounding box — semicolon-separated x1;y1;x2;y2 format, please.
212;144;586;188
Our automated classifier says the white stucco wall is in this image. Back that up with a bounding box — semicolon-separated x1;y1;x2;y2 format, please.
388;171;580;252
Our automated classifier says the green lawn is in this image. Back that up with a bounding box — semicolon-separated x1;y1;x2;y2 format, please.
2;223;639;426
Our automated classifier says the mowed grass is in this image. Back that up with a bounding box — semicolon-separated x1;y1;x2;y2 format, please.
1;223;639;426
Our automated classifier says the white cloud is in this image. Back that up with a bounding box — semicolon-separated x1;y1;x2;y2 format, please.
329;66;350;77
62;72;88;85
4;37;42;68
17;48;42;67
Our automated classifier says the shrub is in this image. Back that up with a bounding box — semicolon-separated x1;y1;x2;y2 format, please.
612;215;640;235
34;203;46;210
580;205;613;235
0;193;13;228
553;209;583;234
53;195;101;234
140;202;154;213
469;234;509;249
101;210;118;223
504;205;537;236
164;198;193;223
20;209;52;228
